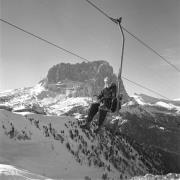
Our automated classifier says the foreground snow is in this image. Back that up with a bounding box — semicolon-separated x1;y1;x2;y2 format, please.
0;110;107;179
1;164;179;180
0;164;54;180
0;110;125;179
131;173;180;180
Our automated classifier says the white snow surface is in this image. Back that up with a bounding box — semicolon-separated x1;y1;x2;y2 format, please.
132;94;150;106
131;94;180;114
155;101;180;112
0;89;18;95
0;164;54;180
30;83;45;96
50;97;90;115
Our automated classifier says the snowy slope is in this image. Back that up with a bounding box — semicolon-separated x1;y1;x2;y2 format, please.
0;109;166;180
0;110;108;179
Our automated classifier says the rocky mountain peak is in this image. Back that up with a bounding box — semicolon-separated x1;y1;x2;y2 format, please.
44;60;129;101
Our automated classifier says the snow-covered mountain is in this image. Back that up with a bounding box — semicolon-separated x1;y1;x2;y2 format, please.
0;61;180;179
132;94;180;113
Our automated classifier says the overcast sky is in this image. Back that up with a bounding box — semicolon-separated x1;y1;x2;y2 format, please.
0;0;180;99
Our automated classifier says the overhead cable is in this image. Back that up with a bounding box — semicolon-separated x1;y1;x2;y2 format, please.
85;0;180;73
0;18;89;62
122;77;170;100
122;27;180;72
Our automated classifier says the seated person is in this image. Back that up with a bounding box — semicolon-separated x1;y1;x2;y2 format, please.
81;77;122;133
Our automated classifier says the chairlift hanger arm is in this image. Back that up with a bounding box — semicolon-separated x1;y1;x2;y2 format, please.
116;18;125;113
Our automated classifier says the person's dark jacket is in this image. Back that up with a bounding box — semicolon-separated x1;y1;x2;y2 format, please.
97;86;121;112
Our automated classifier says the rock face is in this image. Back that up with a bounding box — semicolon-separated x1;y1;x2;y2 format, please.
44;60;129;101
